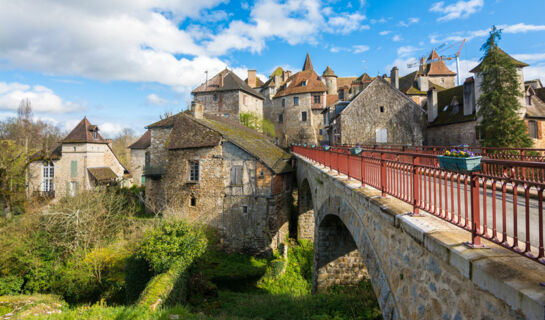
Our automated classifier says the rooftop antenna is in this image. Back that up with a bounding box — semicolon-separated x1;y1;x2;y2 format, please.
205;70;208;89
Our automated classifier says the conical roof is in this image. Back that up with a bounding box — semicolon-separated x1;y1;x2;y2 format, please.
322;66;337;77
62;117;108;144
470;46;529;73
302;53;313;71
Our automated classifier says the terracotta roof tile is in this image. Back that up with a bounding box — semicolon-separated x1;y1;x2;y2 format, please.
322;66;337;77
337;77;357;89
273;70;327;98
425;49;457;76
128;130;151;149
62;117;108;144
302;53;313;71
326;94;338;107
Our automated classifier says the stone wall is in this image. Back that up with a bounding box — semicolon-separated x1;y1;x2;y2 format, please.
129;148;146;186
297;155;545;320
238;91;264;118
297;178;315;240
193;90;264;120
336;80;425;146
426;121;477;146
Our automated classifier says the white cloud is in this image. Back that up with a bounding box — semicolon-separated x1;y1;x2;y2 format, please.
379;30;391;36
430;0;483;22
385;57;419;76
353;45;370;53
524;63;545;84
327;13;368;34
370;18;387;24
447;59;479;84
397;46;421;57
399;17;420;27
512;53;545;63
0;82;81;113
430;23;545;45
98;122;126;138
392;35;402;42
146;93;169;106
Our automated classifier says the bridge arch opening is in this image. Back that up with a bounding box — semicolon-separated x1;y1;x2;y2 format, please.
292;178;315;240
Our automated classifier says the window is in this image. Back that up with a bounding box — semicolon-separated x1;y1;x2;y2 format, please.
380;106;384;113
189;160;199;182
224;113;230;118
282;98;286;107
319;129;323;136
259;171;264;179
93;130;98;140
42;161;54;192
70;160;77;178
242;205;248;213
67;181;78;197
145;152;150;166
293;97;299;106
529;120;538;139
141;175;146;184
278;114;283;123
213;93;218;101
376;128;387;143
338;89;344;100
230;165;243;185
527;95;532;106
314;95;320;104
190;196;197;207
301;111;307;122
301;80;307;87
243;95;247;105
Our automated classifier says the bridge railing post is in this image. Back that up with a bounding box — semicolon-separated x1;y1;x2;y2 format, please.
380;152;386;197
412;155;420;215
361;153;366;186
465;172;485;248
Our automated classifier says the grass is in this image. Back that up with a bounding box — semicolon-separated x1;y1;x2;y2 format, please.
0;294;66;318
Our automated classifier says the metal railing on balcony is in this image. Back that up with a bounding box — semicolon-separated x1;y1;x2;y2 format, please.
143;165;165;178
292;145;545;265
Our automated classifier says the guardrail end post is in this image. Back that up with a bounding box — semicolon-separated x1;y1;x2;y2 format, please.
464;172;487;249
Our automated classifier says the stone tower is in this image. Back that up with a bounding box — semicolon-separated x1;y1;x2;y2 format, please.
322;66;337;95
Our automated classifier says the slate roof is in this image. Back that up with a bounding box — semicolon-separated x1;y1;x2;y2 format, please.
167;114;222;150
526;94;545;119
88;167;118;182
535;88;545;102
425;49;457;76
398;71;447;95
470;47;529;73
427;85;475;127
128;130;151;149
29;144;62;161
192;69;264;100
62;117;108;144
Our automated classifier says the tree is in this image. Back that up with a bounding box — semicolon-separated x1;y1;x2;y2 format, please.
110;128;136;168
0;140;30;217
239;112;276;138
477;26;532;148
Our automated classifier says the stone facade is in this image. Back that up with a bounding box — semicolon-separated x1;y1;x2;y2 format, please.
129;148;146;186
193;90;263;119
426;121;477;146
326;78;425;146
296;155;545;320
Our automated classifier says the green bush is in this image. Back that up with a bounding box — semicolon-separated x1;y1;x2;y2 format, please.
0;275;24;295
138;220;207;274
124;255;154;304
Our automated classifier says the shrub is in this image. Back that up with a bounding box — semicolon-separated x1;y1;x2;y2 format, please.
138;220;207;274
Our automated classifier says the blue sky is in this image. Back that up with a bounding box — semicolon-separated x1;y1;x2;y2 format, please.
1;0;545;137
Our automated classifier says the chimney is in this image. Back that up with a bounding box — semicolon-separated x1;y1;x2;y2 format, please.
273;74;282;89
219;72;224;88
463;77;475;116
191;101;204;119
248;70;256;88
284;71;292;82
427;87;438;123
417;75;429;92
390;67;399;89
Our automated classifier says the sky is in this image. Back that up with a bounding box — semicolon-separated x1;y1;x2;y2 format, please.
1;0;545;138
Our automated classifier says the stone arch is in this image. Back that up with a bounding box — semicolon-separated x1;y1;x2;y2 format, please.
292;178;315;240
314;195;399;320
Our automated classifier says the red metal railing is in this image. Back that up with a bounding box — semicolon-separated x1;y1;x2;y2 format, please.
293;145;545;265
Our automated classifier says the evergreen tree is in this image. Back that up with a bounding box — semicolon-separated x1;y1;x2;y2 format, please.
477;26;532;148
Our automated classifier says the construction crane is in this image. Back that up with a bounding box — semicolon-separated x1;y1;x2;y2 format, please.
407;39;466;86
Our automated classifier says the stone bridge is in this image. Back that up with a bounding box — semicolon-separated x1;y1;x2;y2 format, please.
295;154;545;320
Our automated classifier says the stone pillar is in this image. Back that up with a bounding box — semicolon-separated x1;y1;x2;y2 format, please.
297;180;315;241
313;214;367;293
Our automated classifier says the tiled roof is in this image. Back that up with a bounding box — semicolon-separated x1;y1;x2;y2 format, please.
353;73;373;83
526;94;545;119
273;69;327;98
62;117;108;144
322;66;337;77
302;53;313;71
29;144;62;162
470;47;529;73
326;94;338;107
535;88;545;102
525;79;543;89
167;114;222;150
398;71;446;95
427;85;475;127
128;130;151;149
425;49;457;76
192;69;264;99
88;167;118;182
337;77;357;89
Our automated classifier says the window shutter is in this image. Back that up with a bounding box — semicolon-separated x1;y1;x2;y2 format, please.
538;121;542;139
71;160;77;177
230;166;236;185
236;166;243;185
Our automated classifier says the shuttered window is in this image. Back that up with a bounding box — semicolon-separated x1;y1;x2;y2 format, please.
376;128;388;143
70;160;77;178
529;120;538;139
230;165;243;185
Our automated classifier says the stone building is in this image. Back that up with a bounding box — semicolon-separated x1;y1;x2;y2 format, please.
426;47;545;147
144;102;293;255
27;117;128;198
392;49;457;107
322;77;425;146
128;129;150;186
191;69;265;119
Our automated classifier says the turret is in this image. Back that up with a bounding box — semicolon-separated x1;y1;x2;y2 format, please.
322;66;337;95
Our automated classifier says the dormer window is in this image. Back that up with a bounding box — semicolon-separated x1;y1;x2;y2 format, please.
301;80;307;87
93;130;98;140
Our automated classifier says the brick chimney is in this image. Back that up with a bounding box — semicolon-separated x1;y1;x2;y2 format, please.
390;67;399;89
191;101;204;119
283;70;292;82
247;70;256;88
219;72;225;88
463;77;475;116
427;87;438;123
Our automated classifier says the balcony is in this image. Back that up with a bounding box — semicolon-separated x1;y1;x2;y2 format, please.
143;165;166;178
